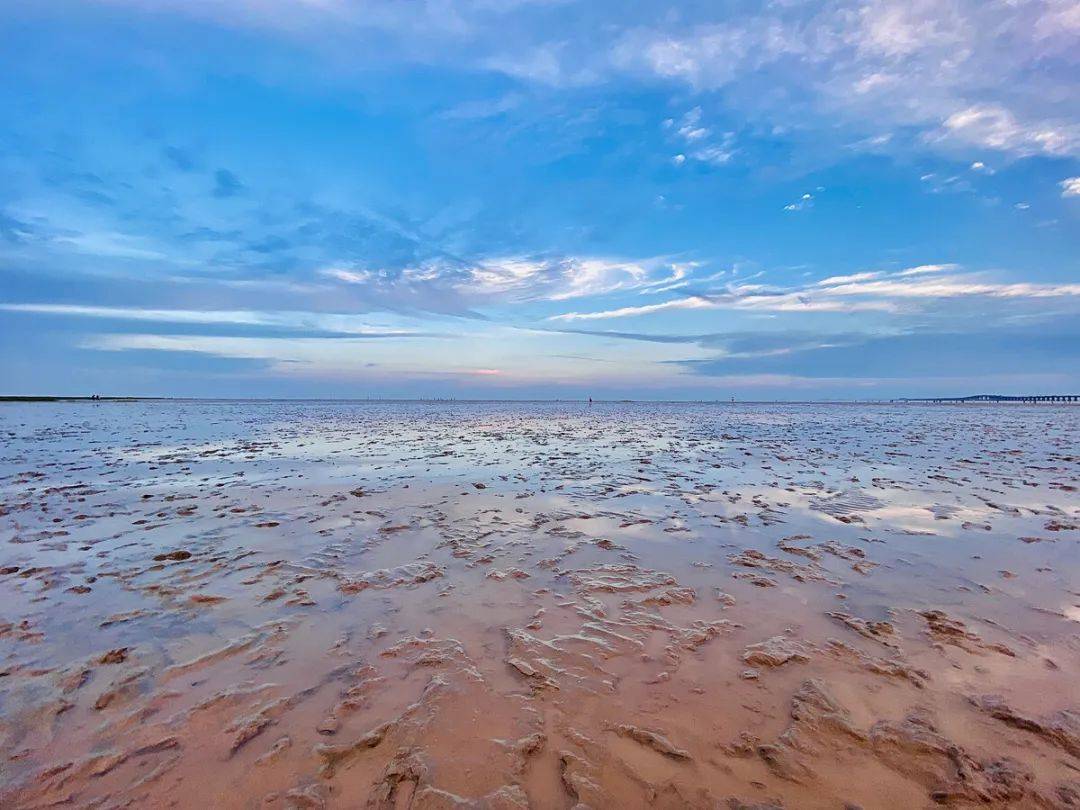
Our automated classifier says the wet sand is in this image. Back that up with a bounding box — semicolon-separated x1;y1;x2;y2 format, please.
1;401;1078;809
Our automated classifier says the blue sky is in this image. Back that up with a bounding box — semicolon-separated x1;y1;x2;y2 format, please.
1;0;1078;399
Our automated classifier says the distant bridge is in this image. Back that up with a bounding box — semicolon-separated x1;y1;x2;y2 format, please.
895;393;1079;404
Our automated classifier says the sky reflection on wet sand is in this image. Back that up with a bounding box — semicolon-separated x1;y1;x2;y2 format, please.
1;401;1078;809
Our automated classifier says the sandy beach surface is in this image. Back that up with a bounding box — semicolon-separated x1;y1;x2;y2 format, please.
1;401;1078;809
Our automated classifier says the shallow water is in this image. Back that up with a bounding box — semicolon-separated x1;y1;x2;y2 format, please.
1;401;1078;808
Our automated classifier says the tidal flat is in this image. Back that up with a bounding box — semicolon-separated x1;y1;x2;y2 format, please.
1;401;1078;809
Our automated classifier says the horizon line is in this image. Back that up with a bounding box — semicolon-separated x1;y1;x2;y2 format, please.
3;394;1078;405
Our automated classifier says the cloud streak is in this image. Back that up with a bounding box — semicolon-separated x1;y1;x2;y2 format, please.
548;266;1080;321
0;304;440;337
320;255;697;305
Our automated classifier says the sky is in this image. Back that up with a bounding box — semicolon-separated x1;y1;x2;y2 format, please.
1;0;1078;400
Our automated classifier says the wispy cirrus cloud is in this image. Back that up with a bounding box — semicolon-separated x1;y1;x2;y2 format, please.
613;0;1080;159
82;0;1080;162
935;105;1078;157
673;324;1080;383
547;327;882;359
664;107;736;167
548;265;1080;321
321;255;697;304
74;324;715;388
549;296;720;322
0;303;440;337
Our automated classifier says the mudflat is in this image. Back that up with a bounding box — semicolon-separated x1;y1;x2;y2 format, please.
1;401;1077;809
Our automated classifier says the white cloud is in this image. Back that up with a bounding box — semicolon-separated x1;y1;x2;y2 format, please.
87;0;1080;162
675;107;708;140
314;254;696;305
547;265;1080;321
665;108;736;166
856;2;949;58
462;258;550;295
466;255;696;301
784;192;814;212
938;105;1076;156
0;303;427;336
484;46;573;86
1061;177;1080;197
616;1;1080;159
320;267;374;284
549;296;716;321
690;143;735;165
818;278;1080;300
55;231;167;260
815;272;883;286
896;263;956;276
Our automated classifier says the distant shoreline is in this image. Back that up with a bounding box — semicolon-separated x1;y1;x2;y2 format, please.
2;395;1077;405
0;396;151;402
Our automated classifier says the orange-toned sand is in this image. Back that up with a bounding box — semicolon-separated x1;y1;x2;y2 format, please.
1;401;1077;809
